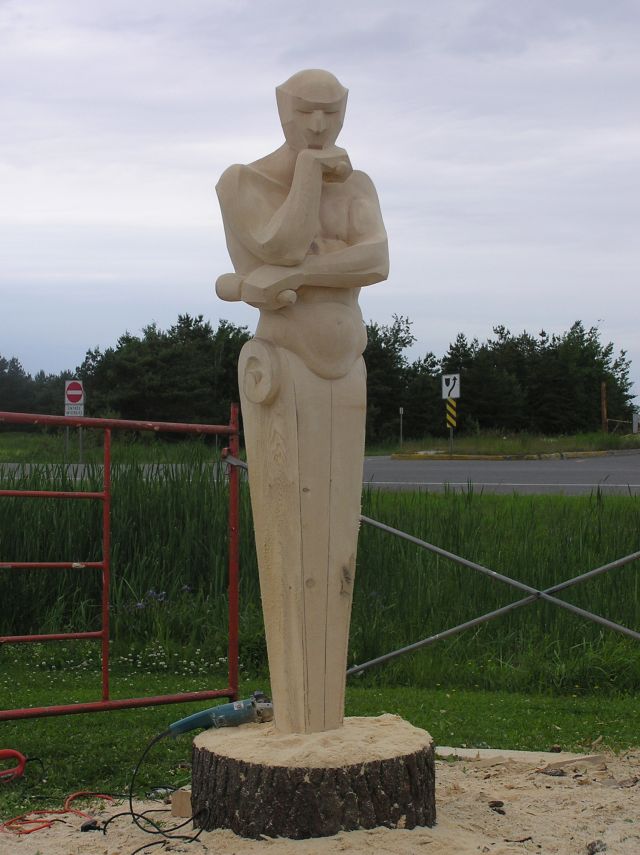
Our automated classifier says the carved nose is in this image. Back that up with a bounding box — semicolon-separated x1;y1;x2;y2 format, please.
310;111;327;133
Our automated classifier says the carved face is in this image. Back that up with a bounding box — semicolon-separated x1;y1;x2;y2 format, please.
276;69;348;151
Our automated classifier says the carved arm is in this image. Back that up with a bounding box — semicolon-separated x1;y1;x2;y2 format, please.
216;148;351;267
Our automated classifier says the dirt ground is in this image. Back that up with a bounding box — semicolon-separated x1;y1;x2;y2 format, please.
2;749;638;855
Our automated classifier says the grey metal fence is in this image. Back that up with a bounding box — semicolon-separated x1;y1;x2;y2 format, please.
224;454;640;677
348;515;640;675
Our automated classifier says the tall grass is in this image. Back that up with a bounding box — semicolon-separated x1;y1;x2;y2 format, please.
1;459;639;693
0;456;261;665
0;430;222;464
3;426;640;463
354;488;640;692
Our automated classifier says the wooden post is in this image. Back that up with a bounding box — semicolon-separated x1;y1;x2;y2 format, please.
601;381;608;433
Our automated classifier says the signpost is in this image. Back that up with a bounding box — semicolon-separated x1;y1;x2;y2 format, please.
399;406;404;448
64;380;85;416
441;374;460;455
64;380;85;462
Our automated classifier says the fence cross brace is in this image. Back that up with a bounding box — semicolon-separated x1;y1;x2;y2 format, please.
349;515;640;675
221;456;640;676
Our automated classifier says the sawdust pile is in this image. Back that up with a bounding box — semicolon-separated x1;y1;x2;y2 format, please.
2;748;639;855
194;714;432;767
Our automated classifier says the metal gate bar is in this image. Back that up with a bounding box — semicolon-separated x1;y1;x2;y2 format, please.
349;514;640;675
0;406;240;720
202;455;640;677
1;424;113;709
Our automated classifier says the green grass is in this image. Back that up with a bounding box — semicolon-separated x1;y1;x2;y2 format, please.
354;489;640;692
1;462;639;694
2;427;640;463
368;429;640;456
0;662;636;819
0;460;250;657
0;430;223;464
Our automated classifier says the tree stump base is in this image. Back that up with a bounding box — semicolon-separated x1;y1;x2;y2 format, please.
191;714;436;840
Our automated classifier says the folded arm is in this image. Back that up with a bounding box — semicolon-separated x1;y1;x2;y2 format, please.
216;166;388;307
216;148;351;267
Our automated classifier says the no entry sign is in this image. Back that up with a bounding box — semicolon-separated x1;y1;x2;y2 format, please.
65;380;85;416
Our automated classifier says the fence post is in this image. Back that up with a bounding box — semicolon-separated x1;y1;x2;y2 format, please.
227;403;241;701
101;428;112;701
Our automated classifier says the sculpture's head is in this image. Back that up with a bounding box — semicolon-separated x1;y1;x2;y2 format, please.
276;69;348;151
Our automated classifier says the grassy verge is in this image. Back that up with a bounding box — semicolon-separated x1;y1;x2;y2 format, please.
355;489;640;693
0;430;221;464
367;429;640;456
2;427;640;463
1;465;639;694
0;663;636;818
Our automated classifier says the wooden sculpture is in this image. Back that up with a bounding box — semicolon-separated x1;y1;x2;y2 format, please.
215;69;389;734
198;69;435;840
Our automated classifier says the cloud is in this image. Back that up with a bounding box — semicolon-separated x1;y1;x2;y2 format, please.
1;0;638;399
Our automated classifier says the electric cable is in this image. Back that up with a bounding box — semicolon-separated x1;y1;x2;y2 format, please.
0;752;45;784
24;756;46;778
0;792;115;835
103;807;172;836
129;841;167;855
123;728;209;850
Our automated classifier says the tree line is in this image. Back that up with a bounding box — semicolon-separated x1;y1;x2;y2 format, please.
1;314;635;439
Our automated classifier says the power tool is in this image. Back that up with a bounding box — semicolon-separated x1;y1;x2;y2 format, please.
168;690;273;738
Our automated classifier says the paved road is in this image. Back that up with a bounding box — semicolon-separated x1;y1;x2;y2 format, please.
2;453;640;495
362;452;640;495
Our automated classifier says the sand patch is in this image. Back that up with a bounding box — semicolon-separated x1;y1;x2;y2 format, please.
2;749;639;854
193;714;432;767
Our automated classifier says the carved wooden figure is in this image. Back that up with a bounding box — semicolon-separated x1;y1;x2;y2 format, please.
216;69;389;734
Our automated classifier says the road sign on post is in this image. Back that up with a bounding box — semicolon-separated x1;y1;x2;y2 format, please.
64;380;85;417
442;374;460;456
446;398;457;428
441;374;460;399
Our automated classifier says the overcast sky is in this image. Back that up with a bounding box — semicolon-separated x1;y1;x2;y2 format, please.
2;0;638;405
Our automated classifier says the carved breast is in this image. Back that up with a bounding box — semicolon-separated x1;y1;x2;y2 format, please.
318;187;351;245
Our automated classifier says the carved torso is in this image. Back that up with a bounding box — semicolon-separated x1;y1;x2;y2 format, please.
256;287;367;380
222;162;370;378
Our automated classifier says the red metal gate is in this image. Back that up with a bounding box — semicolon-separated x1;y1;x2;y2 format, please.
0;406;240;720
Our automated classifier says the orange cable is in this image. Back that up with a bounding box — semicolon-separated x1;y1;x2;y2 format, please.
0;792;114;835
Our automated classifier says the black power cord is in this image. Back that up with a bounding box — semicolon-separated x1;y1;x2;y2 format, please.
100;728;209;854
129;841;166;855
24;756;46;778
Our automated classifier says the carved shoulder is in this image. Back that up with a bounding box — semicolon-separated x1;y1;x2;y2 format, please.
216;164;278;261
348;170;379;197
215;163;244;207
346;170;386;243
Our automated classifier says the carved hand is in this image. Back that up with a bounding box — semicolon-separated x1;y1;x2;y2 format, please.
216;267;302;309
297;146;352;184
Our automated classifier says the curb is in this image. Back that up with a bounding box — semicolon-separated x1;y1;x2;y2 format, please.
391;449;639;462
435;746;605;765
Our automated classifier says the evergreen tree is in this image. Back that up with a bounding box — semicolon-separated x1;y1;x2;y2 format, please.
364;315;415;442
1;316;635;438
78;315;251;425
403;353;441;438
0;356;32;413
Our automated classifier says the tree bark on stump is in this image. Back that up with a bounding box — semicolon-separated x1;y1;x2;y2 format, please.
191;720;436;840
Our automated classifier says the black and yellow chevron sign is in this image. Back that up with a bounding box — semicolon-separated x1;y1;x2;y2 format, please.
446;397;457;428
